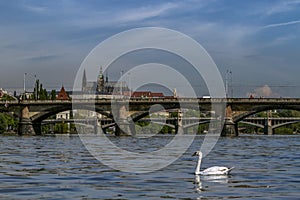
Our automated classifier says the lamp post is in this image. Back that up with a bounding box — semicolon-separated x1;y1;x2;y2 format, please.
120;70;123;96
128;72;131;97
225;70;228;98
229;71;233;98
34;75;37;100
23;73;27;94
225;69;232;98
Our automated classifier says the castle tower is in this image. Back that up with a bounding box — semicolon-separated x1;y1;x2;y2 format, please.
97;66;105;93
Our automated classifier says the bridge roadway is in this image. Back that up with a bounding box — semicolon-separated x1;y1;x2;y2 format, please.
2;98;300;136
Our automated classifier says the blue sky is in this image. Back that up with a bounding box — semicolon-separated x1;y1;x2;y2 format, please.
1;0;300;97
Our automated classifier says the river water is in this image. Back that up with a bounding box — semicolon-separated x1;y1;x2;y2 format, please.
0;134;299;199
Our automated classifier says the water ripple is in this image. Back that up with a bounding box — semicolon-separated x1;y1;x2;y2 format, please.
0;135;299;199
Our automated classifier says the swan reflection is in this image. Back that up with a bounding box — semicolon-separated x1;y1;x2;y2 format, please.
194;175;203;192
194;174;229;192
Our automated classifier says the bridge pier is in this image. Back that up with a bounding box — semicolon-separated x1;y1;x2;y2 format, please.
264;118;273;135
19;118;35;135
18;106;41;135
175;125;187;134
115;120;136;136
221;118;238;137
175;109;185;134
221;105;238;136
264;125;273;135
93;118;98;134
115;105;135;136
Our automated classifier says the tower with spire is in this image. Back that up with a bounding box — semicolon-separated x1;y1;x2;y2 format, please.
96;66;105;93
82;69;87;91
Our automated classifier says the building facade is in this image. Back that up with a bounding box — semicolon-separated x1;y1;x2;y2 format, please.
82;67;130;95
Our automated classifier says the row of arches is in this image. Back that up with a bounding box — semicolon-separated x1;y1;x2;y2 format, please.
34;107;300;135
2;103;300;135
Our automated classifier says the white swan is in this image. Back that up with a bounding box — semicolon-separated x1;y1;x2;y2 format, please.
192;151;234;175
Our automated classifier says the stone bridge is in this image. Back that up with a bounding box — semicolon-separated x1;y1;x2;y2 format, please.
43;116;300;135
241;117;300;135
2;98;300;136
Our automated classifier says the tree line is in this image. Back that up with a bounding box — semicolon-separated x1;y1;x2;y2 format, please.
24;79;65;100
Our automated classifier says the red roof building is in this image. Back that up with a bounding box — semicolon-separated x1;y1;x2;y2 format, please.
131;91;164;98
56;86;69;100
151;92;164;98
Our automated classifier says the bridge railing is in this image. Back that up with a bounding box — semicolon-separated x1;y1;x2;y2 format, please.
3;97;300;104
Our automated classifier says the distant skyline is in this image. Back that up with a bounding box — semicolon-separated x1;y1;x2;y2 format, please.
1;0;300;97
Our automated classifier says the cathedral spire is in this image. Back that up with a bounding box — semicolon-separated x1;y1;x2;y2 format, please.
82;69;87;91
97;66;105;93
98;66;103;78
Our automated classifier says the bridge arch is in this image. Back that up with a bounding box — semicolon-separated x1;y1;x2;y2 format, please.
272;120;300;129
233;105;300;123
31;105;113;123
238;121;264;129
146;121;175;129
234;106;300;135
183;120;211;129
130;105;206;122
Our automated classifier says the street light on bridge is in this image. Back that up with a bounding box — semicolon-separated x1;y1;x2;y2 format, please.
23;73;27;94
23;73;37;99
225;69;233;98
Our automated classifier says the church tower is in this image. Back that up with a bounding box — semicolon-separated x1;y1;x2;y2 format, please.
96;66;105;93
82;69;87;91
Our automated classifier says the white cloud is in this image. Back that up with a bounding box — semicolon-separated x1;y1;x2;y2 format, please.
67;2;180;29
265;35;296;46
120;3;178;22
249;0;300;17
262;20;300;29
23;5;47;13
265;0;300;15
182;20;259;56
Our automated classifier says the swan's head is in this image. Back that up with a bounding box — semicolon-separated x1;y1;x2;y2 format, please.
192;151;202;157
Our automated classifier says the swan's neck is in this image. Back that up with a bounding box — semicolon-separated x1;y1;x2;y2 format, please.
195;155;202;174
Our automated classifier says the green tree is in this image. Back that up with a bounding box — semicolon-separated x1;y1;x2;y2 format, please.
50;90;56;100
0;114;7;133
0;113;17;133
278;110;292;117
275;126;293;134
1;94;15;101
39;84;48;100
54;123;69;133
31;80;51;100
